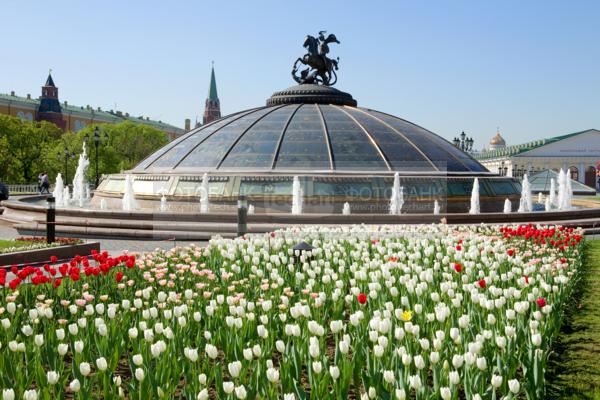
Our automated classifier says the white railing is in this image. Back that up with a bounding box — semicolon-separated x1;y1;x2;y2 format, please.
6;184;42;194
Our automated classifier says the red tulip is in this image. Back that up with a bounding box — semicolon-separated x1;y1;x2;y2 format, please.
116;272;123;282
524;275;529;284
453;263;462;273
53;278;62;288
536;298;546;308
478;279;486;289
8;278;20;290
357;293;367;304
507;249;514;257
50;255;58;264
456;245;462;251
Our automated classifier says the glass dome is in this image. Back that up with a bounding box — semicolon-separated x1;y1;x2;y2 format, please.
135;103;488;175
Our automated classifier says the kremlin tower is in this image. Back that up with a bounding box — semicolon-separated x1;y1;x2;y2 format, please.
202;64;221;125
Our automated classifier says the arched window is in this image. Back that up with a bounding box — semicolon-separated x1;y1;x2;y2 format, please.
569;166;579;181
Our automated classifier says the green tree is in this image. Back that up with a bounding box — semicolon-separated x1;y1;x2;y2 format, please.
0;115;62;183
66;122;169;184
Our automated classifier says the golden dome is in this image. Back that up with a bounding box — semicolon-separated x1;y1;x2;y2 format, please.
490;132;506;146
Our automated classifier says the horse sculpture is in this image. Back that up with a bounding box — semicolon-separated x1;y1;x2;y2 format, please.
292;31;340;86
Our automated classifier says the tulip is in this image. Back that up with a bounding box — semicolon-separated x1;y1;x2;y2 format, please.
79;362;91;376
135;368;145;382
47;371;59;385
23;390;37;400
69;379;81;392
223;382;234;394
197;389;209;400
2;389;14;400
508;379;520;393
96;357;108;371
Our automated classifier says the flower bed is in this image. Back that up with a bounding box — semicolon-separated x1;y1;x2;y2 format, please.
0;237;82;256
0;224;583;399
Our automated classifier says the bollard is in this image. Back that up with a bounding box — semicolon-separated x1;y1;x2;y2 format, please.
46;196;56;244
237;195;248;237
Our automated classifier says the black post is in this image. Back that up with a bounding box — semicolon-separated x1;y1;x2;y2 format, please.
46;197;56;244
95;141;99;188
237;195;248;237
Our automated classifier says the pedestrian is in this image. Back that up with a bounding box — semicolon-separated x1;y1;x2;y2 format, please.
40;172;50;194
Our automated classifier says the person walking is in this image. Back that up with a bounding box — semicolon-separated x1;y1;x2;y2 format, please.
40;172;50;194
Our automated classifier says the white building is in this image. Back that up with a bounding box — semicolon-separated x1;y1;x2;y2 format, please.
474;129;599;189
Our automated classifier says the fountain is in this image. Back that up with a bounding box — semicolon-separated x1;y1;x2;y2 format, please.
199;173;209;213
564;171;573;210
557;169;565;210
545;197;551;211
389;172;404;215
433;200;440;215
503;198;512;214
469;178;480;215
537;192;543;204
248;204;255;215
549;178;557;208
62;186;70;206
343;202;351;215
122;174;138;211
53;173;64;206
159;194;169;212
71;143;90;208
291;176;303;215
100;198;107;210
518;174;532;213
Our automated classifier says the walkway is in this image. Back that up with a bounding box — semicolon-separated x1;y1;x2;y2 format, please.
547;240;600;399
0;219;204;254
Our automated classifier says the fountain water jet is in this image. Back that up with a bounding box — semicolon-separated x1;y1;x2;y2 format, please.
248;204;255;215
71;143;90;208
518;174;532;213
62;186;70;206
549;178;557;208
433;200;440;215
469;178;480;215
503;198;512;214
564;171;573;210
389;172;404;215
343;202;351;215
291;176;303;215
53;173;64;206
199;173;209;213
122;174;138;211
537;192;543;204
545;197;551;211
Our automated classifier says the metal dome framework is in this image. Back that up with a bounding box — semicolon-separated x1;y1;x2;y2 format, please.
135;103;489;176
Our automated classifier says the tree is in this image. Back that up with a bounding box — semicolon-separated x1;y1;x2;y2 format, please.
0;115;62;183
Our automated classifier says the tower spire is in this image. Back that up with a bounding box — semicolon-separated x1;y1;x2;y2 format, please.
203;62;221;125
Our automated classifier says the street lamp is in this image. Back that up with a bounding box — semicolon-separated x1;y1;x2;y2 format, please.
85;126;109;188
57;146;76;183
453;131;475;152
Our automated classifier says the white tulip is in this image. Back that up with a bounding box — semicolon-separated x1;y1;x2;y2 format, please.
96;357;108;371
491;374;502;388
476;357;487;371
23;390;37;400
266;367;280;383
228;361;242;378
223;382;235;394
197;389;209;400
79;362;91;377
383;370;395;383
440;387;451;400
234;385;247;399
69;379;81;392
2;389;15;400
135;368;145;381
508;379;520;393
47;371;59;385
133;354;143;366
395;388;406;400
312;361;322;374
329;365;340;380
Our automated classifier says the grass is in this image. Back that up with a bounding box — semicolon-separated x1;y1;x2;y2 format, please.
0;239;39;250
546;240;600;399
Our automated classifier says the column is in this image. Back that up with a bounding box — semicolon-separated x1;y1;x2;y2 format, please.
578;162;585;183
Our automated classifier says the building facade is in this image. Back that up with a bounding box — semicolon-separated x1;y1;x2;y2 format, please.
474;129;599;189
0;73;185;139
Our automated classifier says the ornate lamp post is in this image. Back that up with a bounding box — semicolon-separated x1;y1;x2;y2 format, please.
453;131;474;152
85;126;109;188
56;146;76;183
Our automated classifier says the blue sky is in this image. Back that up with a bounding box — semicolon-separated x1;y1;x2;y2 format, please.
2;0;598;148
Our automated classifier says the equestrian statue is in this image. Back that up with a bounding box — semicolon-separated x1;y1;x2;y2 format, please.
292;31;340;86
